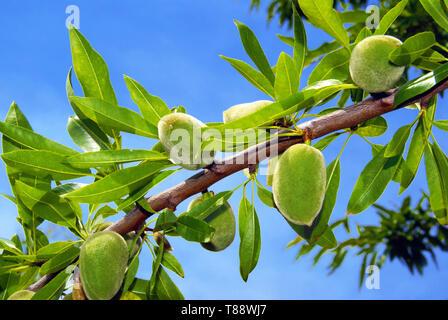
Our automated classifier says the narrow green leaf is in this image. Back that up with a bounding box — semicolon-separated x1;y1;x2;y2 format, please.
69;97;158;139
433;120;448;131
238;196;261;282
0;239;23;255
315;228;337;248
425;143;448;225
256;184;275;208
234;20;275;85
176;215;214;243
124;76;170;125
0;121;78;156
66;115;110;152
116;169;177;212
220;55;275;97
374;0;409;36
1;150;91;181
122;255;139;295
36;241;76;260
355;116;388;137
275;52;300;100
389;32;436;65
384;124;413;158
65;149;168;168
293;5;306;82
298;0;350;50
0;193;16;204
420;0;448;33
31;265;75;300
15;181;79;230
182;191;234;221
308;47;350;85
39;244;80;275
154;210;178;232
314;132;343;151
394;62;448;107
150;267;184;300
155;247;184;278
69;26;117;105
348;147;401;214
63;160;173;204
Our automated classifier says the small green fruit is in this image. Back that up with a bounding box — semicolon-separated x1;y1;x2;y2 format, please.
7;290;35;300
223;100;273;124
272;144;326;226
349;35;405;93
188;193;236;252
79;231;129;300
158;113;215;170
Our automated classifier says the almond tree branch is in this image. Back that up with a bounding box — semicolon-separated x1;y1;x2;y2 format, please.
107;79;448;235
28;78;448;292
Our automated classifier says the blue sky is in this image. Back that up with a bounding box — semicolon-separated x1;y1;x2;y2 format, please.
0;0;448;299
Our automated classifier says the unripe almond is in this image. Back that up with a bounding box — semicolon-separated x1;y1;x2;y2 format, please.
223;100;273;124
272;144;326;226
188;193;236;252
349;35;405;93
79;231;128;300
158;113;215;170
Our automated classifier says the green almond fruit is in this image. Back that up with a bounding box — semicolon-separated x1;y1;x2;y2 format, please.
272;144;326;226
7;290;35;300
188;192;236;252
79;231;129;300
158;113;215;170
223;100;273;124
349;35;405;93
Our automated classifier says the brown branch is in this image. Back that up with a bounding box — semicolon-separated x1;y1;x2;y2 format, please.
107;79;448;235
30;78;448;292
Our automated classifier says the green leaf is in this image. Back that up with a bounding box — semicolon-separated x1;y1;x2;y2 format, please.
69;97;158;139
234;20;275;85
14;181;79;230
394;62;448;108
176;215;214;243
433;120;448;131
374;0;409;36
308;47;350;85
220;55;275;98
69;26;117;105
256;184;275;208
39;244;80;275
124;76;170;126
238;195;261;282
389;32;436;66
348;146;401;214
66;115;111;152
0;121;78;156
314;132;343;151
355;116;388;137
0;239;23;255
425;143;448;225
116;169;176;212
384;124;413;158
315;228;337;248
298;0;350;50
293;6;306;83
420;0;448;33
205;80;355;135
275;52;300;100
150;267;184;300
155;247;184;278
65;149;168;168
154;210;177;232
63;160;173;204
122;255;139;295
36;241;76;260
305;41;341;67
1;150;91;181
0;193;16;204
182;191;234;221
31;265;75;300
66;68;112;150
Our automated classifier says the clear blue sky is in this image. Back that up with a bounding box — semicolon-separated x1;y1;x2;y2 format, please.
0;0;447;299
